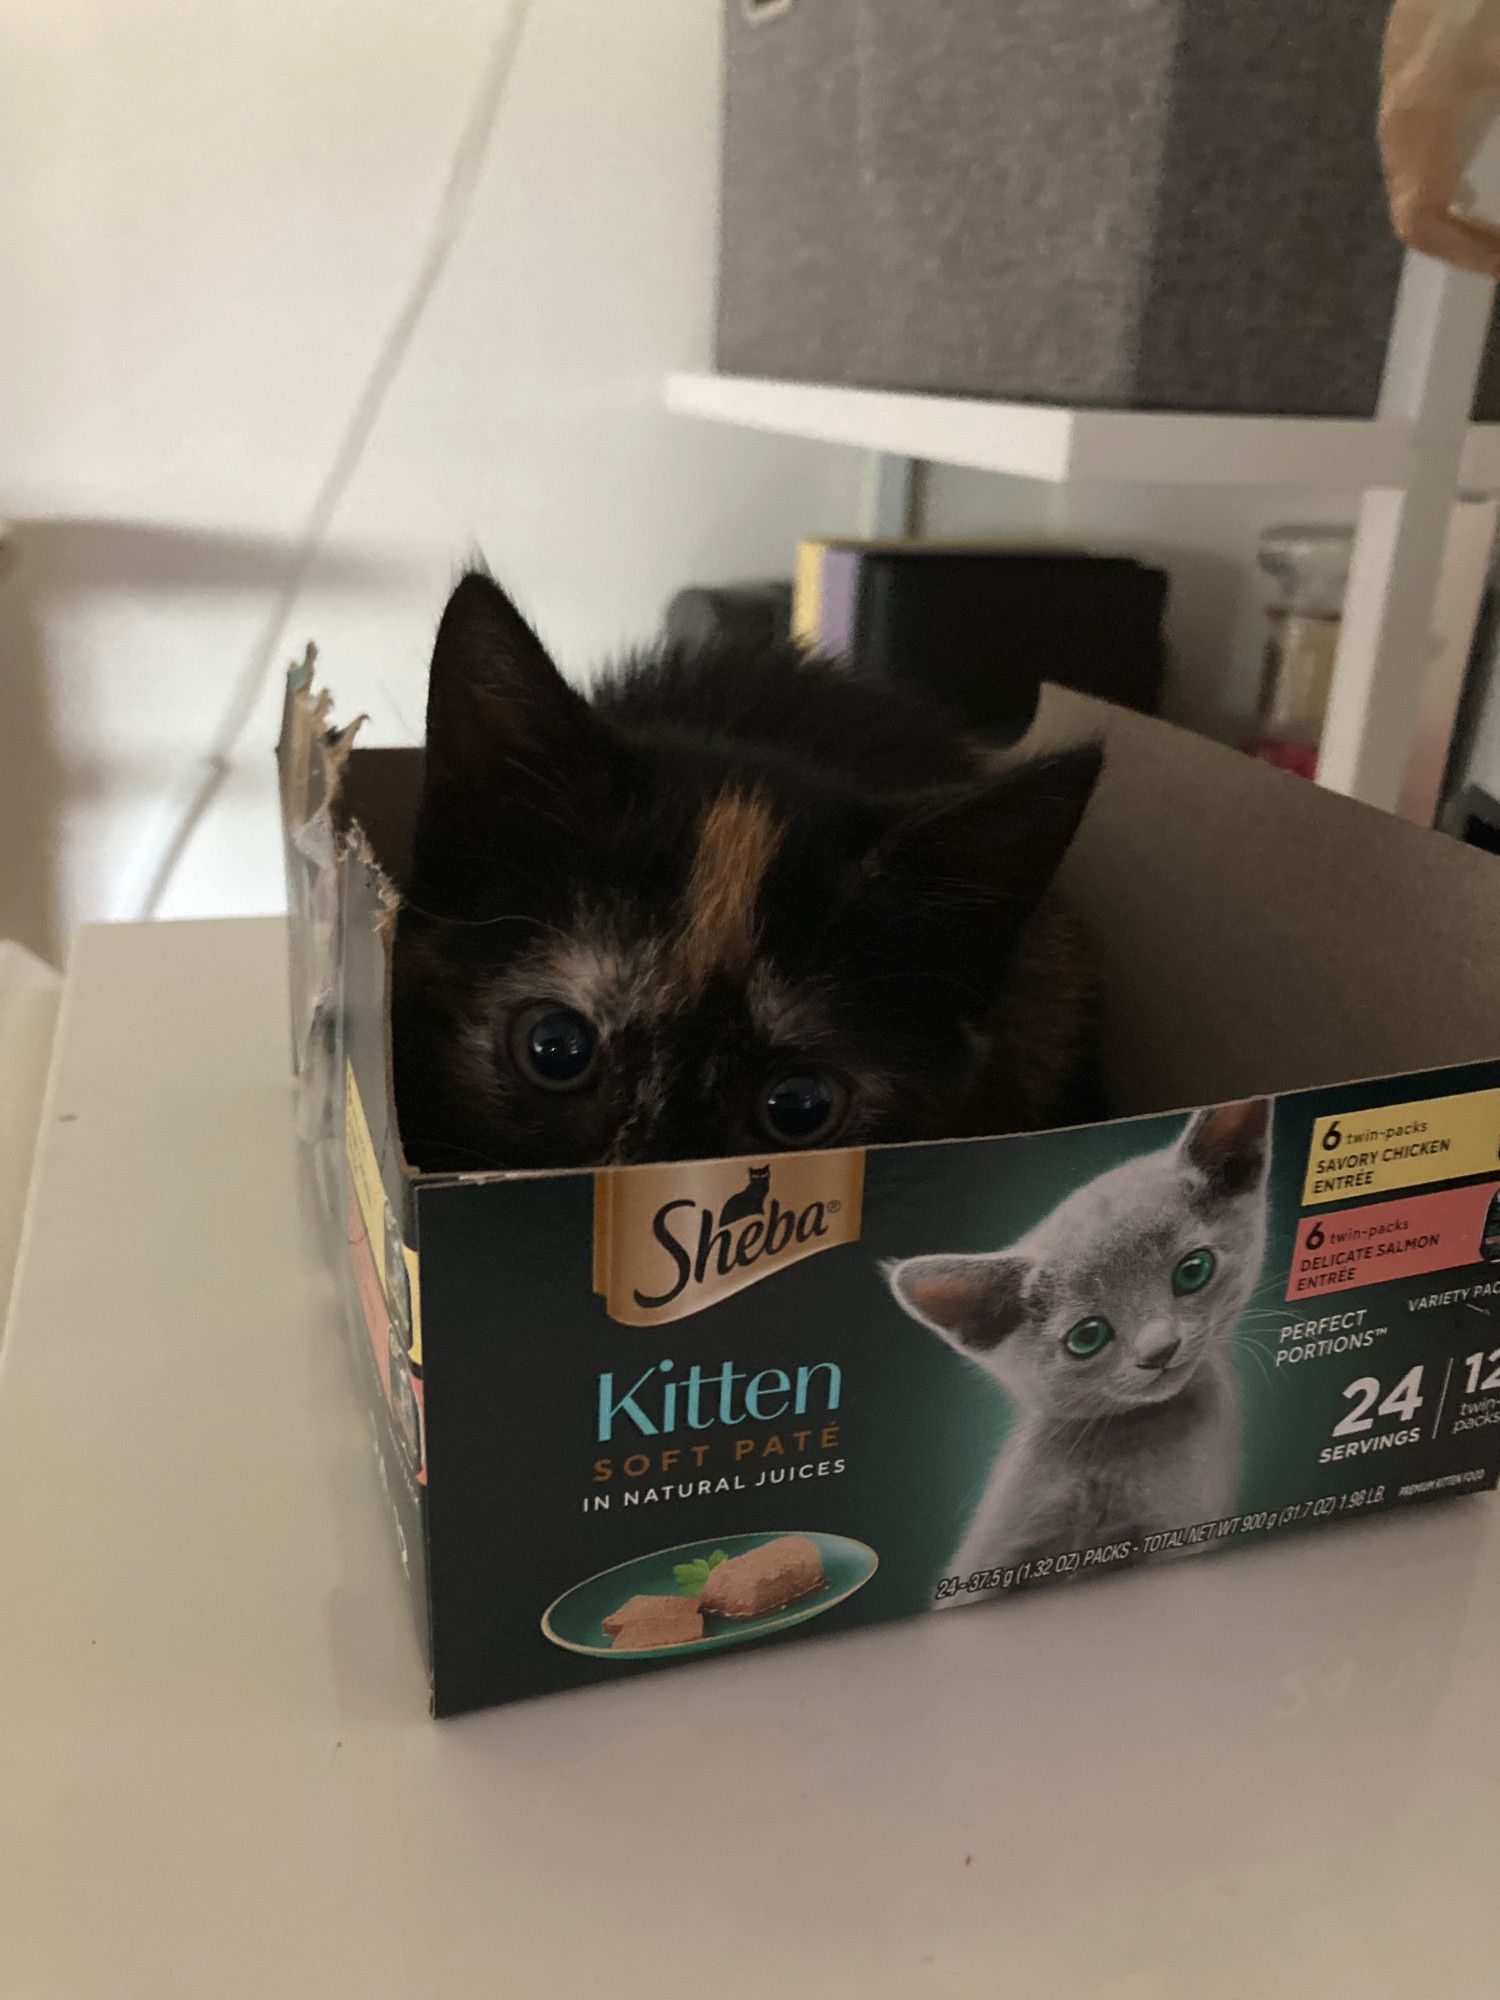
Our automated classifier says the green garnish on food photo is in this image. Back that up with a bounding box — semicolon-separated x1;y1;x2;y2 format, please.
672;1549;728;1597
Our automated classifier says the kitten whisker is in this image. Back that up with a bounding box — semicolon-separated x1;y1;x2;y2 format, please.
1234;1343;1277;1396
398;900;548;933
844;967;994;1006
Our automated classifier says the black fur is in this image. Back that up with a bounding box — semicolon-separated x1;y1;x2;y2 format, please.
393;572;1102;1171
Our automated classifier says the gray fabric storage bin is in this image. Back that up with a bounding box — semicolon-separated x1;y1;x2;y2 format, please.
718;0;1500;419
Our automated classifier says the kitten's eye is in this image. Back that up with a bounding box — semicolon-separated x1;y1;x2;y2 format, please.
509;1004;599;1091
1172;1247;1217;1296
1063;1316;1114;1360
758;1071;850;1148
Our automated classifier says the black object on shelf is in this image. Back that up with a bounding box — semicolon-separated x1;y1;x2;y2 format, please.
665;582;793;654
844;548;1167;742
667;551;1167;746
1446;782;1500;857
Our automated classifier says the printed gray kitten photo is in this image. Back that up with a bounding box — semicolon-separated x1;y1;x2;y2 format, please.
888;1099;1271;1598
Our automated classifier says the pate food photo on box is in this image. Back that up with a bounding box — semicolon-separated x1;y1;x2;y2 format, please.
545;1532;857;1660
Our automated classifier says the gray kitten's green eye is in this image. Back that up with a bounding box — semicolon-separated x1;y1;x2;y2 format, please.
1063;1316;1114;1359
1173;1247;1217;1295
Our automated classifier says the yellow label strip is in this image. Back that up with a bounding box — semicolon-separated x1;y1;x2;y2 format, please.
345;1060;387;1274
1302;1086;1500;1206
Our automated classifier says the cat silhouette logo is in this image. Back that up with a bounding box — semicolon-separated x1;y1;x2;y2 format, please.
593;1151;865;1327
718;1165;770;1228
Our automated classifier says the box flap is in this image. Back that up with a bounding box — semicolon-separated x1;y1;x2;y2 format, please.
1033;688;1500;1112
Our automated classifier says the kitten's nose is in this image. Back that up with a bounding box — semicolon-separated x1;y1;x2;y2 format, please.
1135;1328;1182;1371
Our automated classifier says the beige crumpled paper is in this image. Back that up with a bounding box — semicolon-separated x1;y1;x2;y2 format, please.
1382;0;1500;274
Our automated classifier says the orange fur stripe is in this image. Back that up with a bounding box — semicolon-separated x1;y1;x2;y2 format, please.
668;788;784;994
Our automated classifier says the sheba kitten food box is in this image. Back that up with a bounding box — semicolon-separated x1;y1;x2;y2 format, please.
281;664;1500;1716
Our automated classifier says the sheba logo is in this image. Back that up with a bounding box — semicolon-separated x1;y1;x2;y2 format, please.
593;1152;865;1327
717;1164;769;1227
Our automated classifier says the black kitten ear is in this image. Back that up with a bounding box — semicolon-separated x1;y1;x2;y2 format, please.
424;570;601;797
886;1253;1032;1352
1183;1098;1272;1197
877;745;1103;930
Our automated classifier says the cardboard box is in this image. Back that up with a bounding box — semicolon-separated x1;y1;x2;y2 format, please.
280;662;1500;1716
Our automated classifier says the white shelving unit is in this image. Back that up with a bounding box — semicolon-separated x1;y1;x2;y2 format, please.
666;370;1423;492
666;243;1500;820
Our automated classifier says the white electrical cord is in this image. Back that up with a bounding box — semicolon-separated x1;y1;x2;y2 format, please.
131;0;533;920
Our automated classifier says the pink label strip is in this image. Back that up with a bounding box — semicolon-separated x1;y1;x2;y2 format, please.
1287;1178;1500;1302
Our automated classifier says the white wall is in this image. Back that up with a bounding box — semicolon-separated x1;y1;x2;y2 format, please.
0;0;864;959
0;0;1363;966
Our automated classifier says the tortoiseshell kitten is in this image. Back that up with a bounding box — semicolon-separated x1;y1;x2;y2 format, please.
392;571;1102;1172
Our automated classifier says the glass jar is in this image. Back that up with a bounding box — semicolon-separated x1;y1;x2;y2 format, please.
1255;524;1352;741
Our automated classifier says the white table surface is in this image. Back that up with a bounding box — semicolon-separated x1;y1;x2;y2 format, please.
2;918;1498;2000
